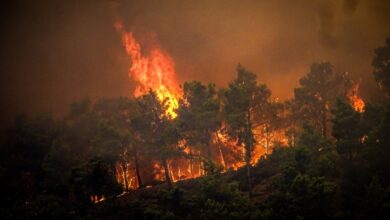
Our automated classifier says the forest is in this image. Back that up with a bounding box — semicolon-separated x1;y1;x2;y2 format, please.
1;37;390;219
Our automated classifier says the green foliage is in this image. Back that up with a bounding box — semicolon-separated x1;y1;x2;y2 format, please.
332;99;363;159
362;177;390;218
27;194;69;219
178;81;220;159
42;139;77;195
68;98;91;120
223;64;271;147
2;48;390;219
196;174;255;219
361;104;390;185
70;159;122;206
132;91;182;187
269;174;336;220
223;64;272;195
202;159;223;176
372;38;390;97
133;91;180;158
298;124;329;150
143;208;176;220
293;62;352;137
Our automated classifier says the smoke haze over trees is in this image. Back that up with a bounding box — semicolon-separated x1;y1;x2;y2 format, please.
0;1;390;219
0;37;390;218
1;0;390;129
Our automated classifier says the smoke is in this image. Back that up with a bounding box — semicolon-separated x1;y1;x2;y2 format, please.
317;0;362;48
343;0;361;14
0;0;390;130
318;1;337;48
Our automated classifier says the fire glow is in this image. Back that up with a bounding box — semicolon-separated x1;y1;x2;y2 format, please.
348;83;365;112
112;19;275;191
114;20;180;118
90;194;106;204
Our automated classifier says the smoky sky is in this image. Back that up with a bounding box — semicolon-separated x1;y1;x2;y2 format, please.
1;0;390;128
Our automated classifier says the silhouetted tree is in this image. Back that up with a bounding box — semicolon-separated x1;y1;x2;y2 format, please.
293;62;352;138
177;81;221;170
69;159;121;206
332;99;363;160
255;100;284;155
134;91;181;188
372;38;390;97
93;98;139;190
223;64;271;197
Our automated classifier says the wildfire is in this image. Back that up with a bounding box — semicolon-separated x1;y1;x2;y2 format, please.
90;194;106;204
115;162;138;190
114;20;181;118
348;83;365;112
111;18;281;191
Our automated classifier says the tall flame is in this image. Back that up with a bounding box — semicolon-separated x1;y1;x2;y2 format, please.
114;20;180;118
112;18;286;190
348;83;365;113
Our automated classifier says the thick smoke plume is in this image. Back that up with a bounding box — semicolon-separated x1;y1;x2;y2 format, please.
0;0;389;130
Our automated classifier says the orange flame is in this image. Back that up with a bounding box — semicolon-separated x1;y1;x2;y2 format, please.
115;162;138;190
90;194;106;204
348;83;365;113
115;20;181;118
111;18;289;190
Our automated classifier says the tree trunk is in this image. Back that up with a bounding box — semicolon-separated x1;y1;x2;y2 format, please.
215;131;227;169
162;158;172;189
205;131;213;161
265;125;270;155
321;107;327;138
133;145;143;189
246;109;253;198
218;144;226;170
206;143;213;161
189;148;194;177
120;161;129;192
245;148;252;198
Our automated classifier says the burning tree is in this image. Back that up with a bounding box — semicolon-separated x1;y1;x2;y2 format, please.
293;62;352;138
177;81;222;172
253;99;285;156
92;98;138;191
332;99;364;160
222;64;272;197
132;91;181;188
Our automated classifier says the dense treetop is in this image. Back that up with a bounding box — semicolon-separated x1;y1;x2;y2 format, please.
1;38;390;220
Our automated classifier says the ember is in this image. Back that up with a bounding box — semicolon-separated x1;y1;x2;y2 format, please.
348;83;365;112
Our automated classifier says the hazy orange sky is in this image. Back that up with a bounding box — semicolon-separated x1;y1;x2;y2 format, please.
1;0;389;127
